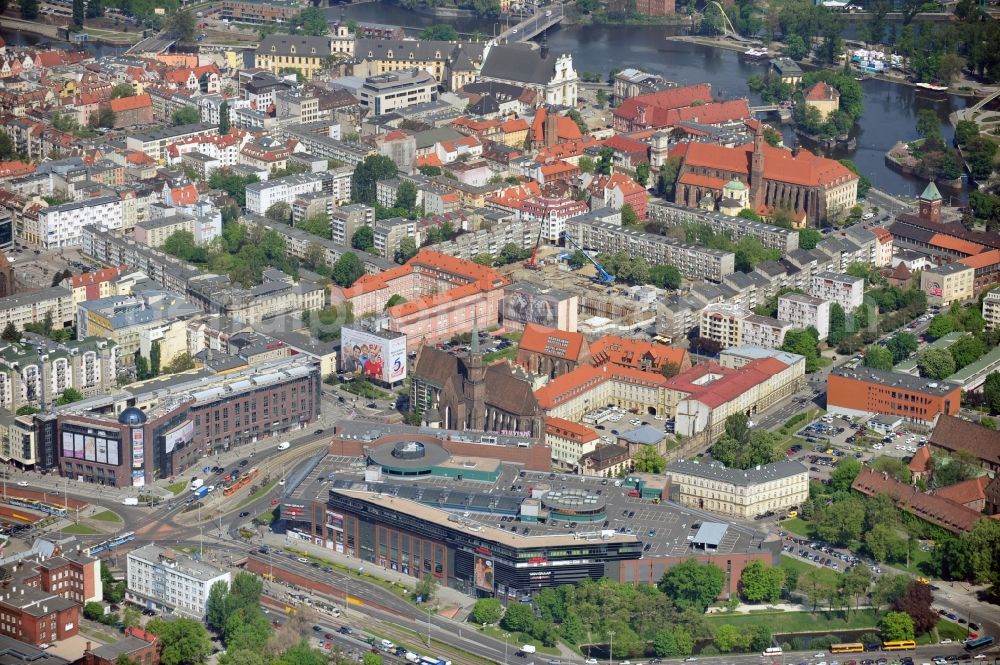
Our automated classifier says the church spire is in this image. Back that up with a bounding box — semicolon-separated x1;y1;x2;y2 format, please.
470;312;480;355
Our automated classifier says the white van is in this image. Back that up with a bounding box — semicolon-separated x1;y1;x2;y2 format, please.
277;441;290;451
190;478;204;491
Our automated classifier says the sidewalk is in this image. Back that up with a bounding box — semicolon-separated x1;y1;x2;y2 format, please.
260;531;477;615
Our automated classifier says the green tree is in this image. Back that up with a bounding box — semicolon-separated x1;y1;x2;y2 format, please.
395;180;418;210
0;134;17;161
657;156;682;199
352;155;398;205
596;89;609;107
218;101;230;135
930;450;979;488
799;228;822;250
621;204;640;227
471;597;503;624
150;340;161;377
892;580;938;634
395;236;418;264
916;109;942;142
351;225;375;252
950;335;986;369
866;523;907;563
653;627;694;657
871;456;912;483
414;574;437;603
297;6;328;35
85;0;100;18
984;371;1000;414
172;106;200;126
419;23;458;40
1;322;19;343
163;8;196;42
738;208;763;222
578;156;595;174
501;602;535;633
886;333;918;364
332;252;364;287
19;0;39;19
73;0;84;28
781;327;821;372
265;202;291;224
146;618;212;665
122;605;141;630
830;457;862;492
567;250;588;269
135;355;150;381
784;34;809;59
596;146;614;176
879;611;915;641
84;601;104;621
927;314;956;339
632;446;666;473
635;162;650;187
813;496;865;545
863;345;894;370
56;387;84;405
205;580;230;633
739;560;785;603
650;263;682;290
917;347;956;379
712;623;748;652
657;559;725;612
361;654;383;665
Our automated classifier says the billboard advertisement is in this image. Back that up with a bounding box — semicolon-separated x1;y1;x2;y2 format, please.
132;429;144;469
340;327;407;384
164;421;194;454
503;286;561;328
326;510;344;532
473;555;494;593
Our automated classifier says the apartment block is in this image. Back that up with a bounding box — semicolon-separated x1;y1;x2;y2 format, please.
278;123;372;167
742;314;792;349
699;303;748;348
777;292;831;340
648;201;799;253
566;216;736;282
125;124;218;164
984;288;1000;329
0;287;75;331
222;0;301;25
245;173;327;215
921;262;975;306
373;217;415;260
0;337;118;414
35;196;123;249
134;214;221;248
810;271;864;313
330;204;375;246
127;545;230;618
360;69;438;116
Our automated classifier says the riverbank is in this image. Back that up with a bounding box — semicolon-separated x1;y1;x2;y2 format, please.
885;140;964;190
0;14;139;46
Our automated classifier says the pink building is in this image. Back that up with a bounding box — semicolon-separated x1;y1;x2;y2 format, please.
340;250;510;351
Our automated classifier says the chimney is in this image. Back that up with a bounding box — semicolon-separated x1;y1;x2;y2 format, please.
86;641;92;653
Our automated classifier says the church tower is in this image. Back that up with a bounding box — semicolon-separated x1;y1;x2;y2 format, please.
462;318;487;429
0;251;15;299
918;181;942;224
750;122;766;211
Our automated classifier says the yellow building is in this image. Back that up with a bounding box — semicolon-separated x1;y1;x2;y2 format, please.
921;262;975;306
254;35;333;80
354;39;485;91
544;416;600;470
667;459;809;519
803;81;840;121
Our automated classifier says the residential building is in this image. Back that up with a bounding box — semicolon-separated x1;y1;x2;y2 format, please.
566;216;736;282
984;288;1000;329
612;68;672;105
921;262;975;306
353;39;485;91
802;81;839;120
360;69;438;116
852;468;983;535
810;271;864;313
125;123;218;164
134;214;220;249
649;201;799;253
580;444;631;477
34;196;123;249
588;335;691;375
741;314;792;349
254;35;332;80
221;0;301;24
127;545;230;617
520;196;588;243
372;217;415;261
277;123;372;167
245;173;327;215
0;337;118;413
0;287;75;331
667;459;809;519
614;86;749;133
699;303;748;348
342;251;509;351
544;416;600;470
827;366;962;427
777;292;831;340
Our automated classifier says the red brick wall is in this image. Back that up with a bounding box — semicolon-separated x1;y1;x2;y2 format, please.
618;551;775;596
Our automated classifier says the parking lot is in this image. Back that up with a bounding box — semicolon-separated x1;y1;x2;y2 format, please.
10;247;95;290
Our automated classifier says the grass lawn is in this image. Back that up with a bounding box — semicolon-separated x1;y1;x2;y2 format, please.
91;510;122;523
483;346;518;363
705;609;878;632
479;625;560;655
895;545;934;575
781;518;815;538
166;480;188;495
500;332;522;342
62;523;101;535
79;625;118;644
934;619;969;642
235;478;279;510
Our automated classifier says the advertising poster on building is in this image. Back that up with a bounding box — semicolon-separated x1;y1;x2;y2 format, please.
503;287;559;328
74;434;85;459
326;510;344;532
107;438;119;466
164;421;194;454
132;469;144;487
96;437;108;465
473;555;494;593
132;429;144;469
84;436;96;462
62;432;73;458
339;327;407;384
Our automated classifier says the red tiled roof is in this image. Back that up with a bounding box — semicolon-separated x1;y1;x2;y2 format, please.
544;416;599;443
959;249;1000;270
518;324;586;361
852;468;983;534
531;107;584;143
602;134;650;157
908;445;931;473
589;336;688;372
168;183;198;206
931;476;990;506
345;250;508;303
0;161;35;179
871;226;892;241
677;172;727;190
804;81;840;102
534;364;668;410
929;414;1000;467
500;118;529;133
68;265;128;288
930;233;984;256
683;141;857;189
415;154;442;168
614;83;712;121
109;93;152;113
666;357;791;409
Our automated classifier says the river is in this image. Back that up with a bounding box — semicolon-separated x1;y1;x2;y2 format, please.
334;3;969;197
0;5;969;196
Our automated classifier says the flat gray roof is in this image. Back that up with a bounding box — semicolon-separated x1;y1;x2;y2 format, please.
667;459;808;486
692;522;728;547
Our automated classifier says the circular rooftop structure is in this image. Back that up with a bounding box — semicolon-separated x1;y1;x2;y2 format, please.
368;439;450;476
118;406;148;426
541;488;607;521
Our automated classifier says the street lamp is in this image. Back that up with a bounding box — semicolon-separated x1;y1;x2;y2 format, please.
607;630;615;665
503;632;510;665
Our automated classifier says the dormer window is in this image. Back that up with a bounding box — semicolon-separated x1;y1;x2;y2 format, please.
271;46;276;52
368;51;374;58
290;46;296;54
435;51;441;59
310;48;316;54
409;53;414;59
387;50;393;58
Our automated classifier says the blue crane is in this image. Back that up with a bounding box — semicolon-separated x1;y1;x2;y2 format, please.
563;233;615;285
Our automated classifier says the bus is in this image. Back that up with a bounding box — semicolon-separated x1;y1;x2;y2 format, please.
762;647;783;657
831;644;865;653
882;640;916;651
965;636;995;652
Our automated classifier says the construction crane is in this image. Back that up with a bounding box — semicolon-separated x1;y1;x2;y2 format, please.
563;233;615;285
523;225;544;270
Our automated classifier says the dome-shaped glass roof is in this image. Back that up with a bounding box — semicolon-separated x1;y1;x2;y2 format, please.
118;406;147;426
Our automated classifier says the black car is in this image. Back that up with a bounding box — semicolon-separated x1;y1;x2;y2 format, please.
338;627;353;635
314;428;324;435
239;511;251;518
968;622;979;631
142;609;156;617
239;460;249;467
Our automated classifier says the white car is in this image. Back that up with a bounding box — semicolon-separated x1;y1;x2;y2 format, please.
814;654;826;659
206;485;215;492
939;639;953;645
16;481;28;487
279;479;286;485
585;660;598;665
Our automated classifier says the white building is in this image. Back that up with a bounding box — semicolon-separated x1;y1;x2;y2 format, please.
984;288;1000;330
479;44;578;108
359;68;438;116
777;292;831;340
245;172;327;215
742;314;792;349
810;271;864;313
126;544;230;618
37;196;124;248
699;303;749;348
